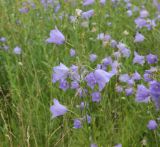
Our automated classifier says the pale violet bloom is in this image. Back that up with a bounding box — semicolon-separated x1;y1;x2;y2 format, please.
135;85;150;103
81;10;94;19
147;120;158;130
13;46;21;55
94;69;113;91
50;99;67;118
133;52;145;65
134;32;145;43
83;0;95;6
52;63;69;83
46;28;65;45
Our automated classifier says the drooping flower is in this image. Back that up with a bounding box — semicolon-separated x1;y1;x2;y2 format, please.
54;3;61;13
97;33;105;40
132;71;141;81
91;143;98;147
117;42;130;58
91;92;101;102
150;81;160;109
125;87;133;96
127;10;132;17
69;65;80;81
90;54;97;62
102;57;112;66
134;17;147;28
71;81;79;89
83;0;95;6
46;28;65;45
94;69;113;91
73;119;82;129
114;144;122;147
19;7;29;13
133;52;145;65
146;54;158;64
85;72;97;89
59;80;69;91
81;10;94;19
80;102;85;110
100;0;106;5
70;48;76;57
110;40;117;48
119;74;130;83
52;63;69;83
50;99;67;118
134;32;145;43
13;46;22;55
147;120;158;130
143;73;153;82
135;85;150;103
110;60;120;75
0;37;6;42
140;9;149;18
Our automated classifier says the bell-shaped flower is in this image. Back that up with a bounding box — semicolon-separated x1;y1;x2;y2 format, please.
50;99;67;118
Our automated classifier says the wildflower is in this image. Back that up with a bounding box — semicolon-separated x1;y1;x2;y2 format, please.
19;7;29;13
143;73;153;82
110;40;117;48
70;48;76;57
73;119;82;129
46;28;65;45
150;81;160;109
135;85;150;103
80;102;85;110
91;144;98;147
83;0;95;6
134;17;147;28
125;87;133;96
52;63;69;83
54;3;61;13
117;43;130;58
59;80;69;91
100;0;106;5
91;92;101;102
81;10;94;19
90;54;97;62
119;74;130;83
140;9;149;18
85;72;97;89
127;10;132;17
0;37;6;42
50;99;67;118
97;33;105;40
13;46;21;55
114;144;122;147
94;69;113;91
146;54;158;64
147;120;158;130
127;79;135;86
133;52;145;65
69;65;80;81
102;57;112;66
71;81;79;89
132;71;141;81
134;32;145;43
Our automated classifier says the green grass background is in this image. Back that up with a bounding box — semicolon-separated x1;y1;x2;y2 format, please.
0;0;160;146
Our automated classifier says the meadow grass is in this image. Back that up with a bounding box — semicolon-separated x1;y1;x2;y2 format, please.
0;0;160;147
